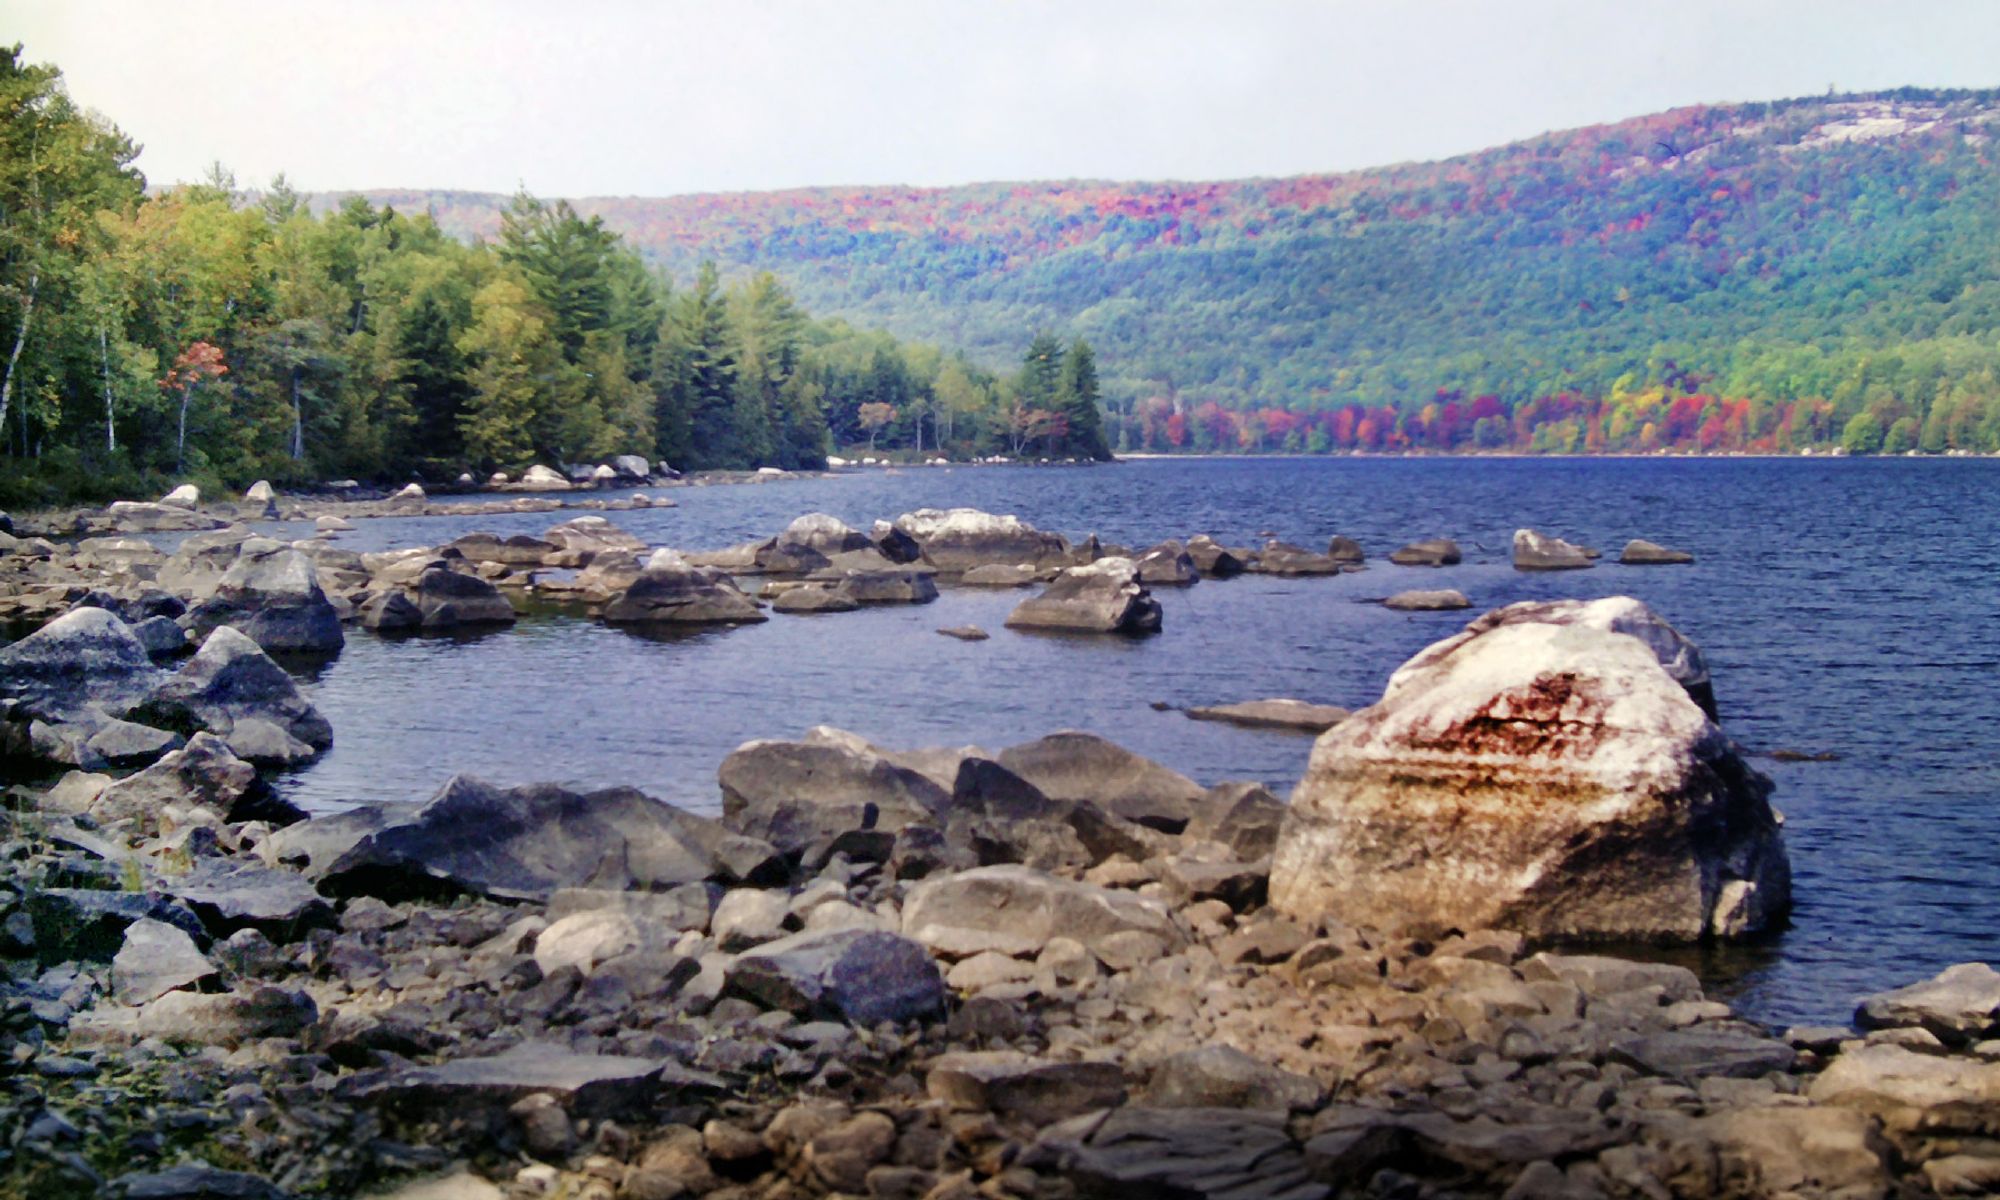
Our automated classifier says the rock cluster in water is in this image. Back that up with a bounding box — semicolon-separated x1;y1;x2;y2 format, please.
6;487;1981;1199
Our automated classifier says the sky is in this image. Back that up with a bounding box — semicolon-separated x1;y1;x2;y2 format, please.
6;0;2000;198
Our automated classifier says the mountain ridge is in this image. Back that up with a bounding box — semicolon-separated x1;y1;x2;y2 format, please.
309;85;2000;454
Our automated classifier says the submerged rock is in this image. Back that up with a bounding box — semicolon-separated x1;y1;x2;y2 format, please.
1388;537;1461;566
1513;527;1596;570
1185;698;1350;732
603;550;766;625
1622;537;1696;565
412;567;517;628
1270;608;1790;943
1384;588;1472;611
1253;540;1346;575
1004;557;1162;635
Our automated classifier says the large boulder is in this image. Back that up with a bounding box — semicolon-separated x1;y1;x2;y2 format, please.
1184;535;1246;578
901;865;1186;959
136;626;332;754
778;513;873;556
603;550;766;625
320;776;720;902
1004;558;1162;635
412;567;517;628
891;508;1069;573
997;731;1203;833
1391;596;1717;719
1133;541;1200;587
1270;613;1789;943
718;733;949;855
184;540;344;653
517;464;573;491
0;606;162;722
1513;528;1595;571
724;929;946;1025
89;732;283;831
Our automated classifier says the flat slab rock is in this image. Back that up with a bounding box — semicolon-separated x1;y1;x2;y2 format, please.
1185;698;1350;732
322;775;717;902
1029;1106;1320;1200
1610;1029;1797;1081
111;918;219;1006
929;1052;1128;1125
1383;589;1472;611
901;864;1184;960
113;1164;289;1199
359;1042;723;1116
1856;962;2000;1044
164;859;336;938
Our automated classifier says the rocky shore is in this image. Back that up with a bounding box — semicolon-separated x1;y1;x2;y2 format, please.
0;493;1993;1199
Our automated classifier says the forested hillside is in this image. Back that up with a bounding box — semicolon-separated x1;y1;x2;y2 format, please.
0;47;1120;507
341;88;2000;455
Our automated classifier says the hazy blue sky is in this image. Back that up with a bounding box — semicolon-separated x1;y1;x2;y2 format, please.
6;0;1999;196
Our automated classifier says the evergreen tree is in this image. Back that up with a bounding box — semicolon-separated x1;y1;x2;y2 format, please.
1057;338;1111;460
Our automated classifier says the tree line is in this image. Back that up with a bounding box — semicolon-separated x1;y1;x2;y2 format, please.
0;47;1109;508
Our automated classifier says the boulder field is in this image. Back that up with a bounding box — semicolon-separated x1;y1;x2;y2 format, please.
0;590;1991;1198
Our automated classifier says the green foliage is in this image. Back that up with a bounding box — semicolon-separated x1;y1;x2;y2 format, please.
0;47;1031;495
1841;411;1886;455
370;87;2000;457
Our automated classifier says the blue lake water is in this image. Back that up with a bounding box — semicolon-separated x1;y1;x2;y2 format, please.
264;456;2000;1027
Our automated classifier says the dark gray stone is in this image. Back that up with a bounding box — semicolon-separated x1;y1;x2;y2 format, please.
0;607;162;723
163;859;336;940
136;625;332;753
725;929;946;1025
321;776;719;902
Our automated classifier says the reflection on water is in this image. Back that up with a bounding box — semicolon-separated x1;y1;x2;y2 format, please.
256;456;2000;1027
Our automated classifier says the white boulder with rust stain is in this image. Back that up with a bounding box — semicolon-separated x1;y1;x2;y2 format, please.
1269;608;1788;943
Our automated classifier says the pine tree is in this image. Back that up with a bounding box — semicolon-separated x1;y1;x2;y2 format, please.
1057;338;1112;460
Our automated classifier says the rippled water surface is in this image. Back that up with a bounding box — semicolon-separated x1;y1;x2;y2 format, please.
264;456;2000;1026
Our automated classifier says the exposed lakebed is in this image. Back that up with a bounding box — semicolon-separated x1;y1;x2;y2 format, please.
242;455;1998;1027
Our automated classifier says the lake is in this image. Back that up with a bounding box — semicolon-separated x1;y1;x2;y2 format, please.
265;455;2000;1027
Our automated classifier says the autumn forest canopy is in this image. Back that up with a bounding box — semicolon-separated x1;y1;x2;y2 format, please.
0;46;1109;506
6;46;2000;508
